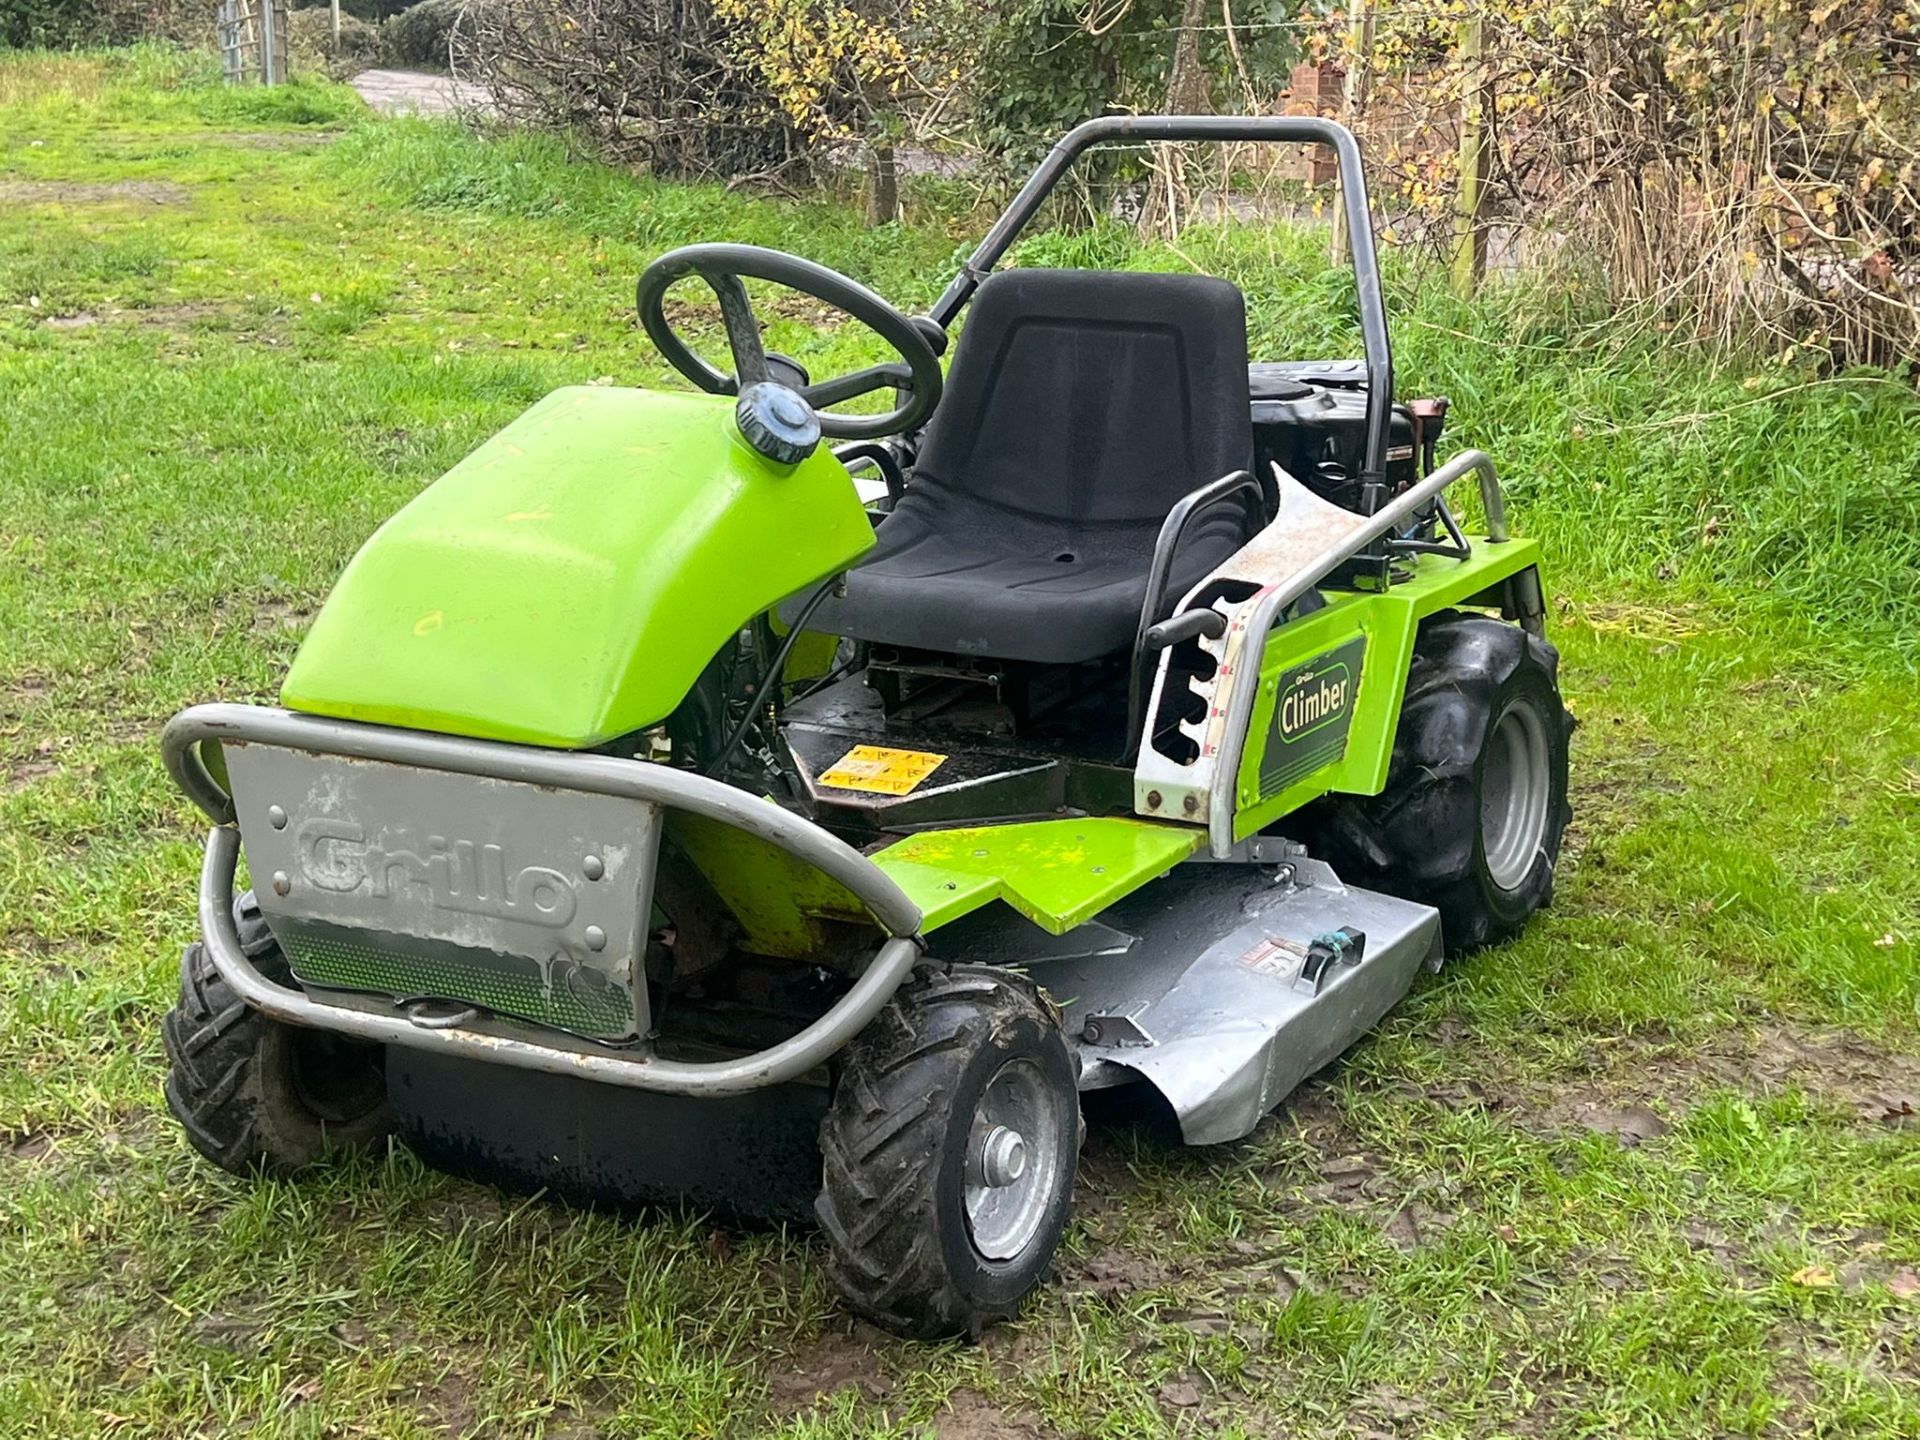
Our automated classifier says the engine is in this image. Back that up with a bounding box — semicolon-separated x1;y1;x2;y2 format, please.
1248;361;1446;515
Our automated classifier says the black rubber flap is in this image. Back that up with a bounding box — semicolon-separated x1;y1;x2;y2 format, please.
388;1048;826;1225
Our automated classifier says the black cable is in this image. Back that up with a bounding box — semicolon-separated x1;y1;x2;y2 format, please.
785;655;856;705
702;576;841;778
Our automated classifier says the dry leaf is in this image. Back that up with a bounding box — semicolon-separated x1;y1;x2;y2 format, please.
1790;1265;1837;1288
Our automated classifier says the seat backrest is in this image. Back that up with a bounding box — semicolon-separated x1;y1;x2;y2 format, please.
914;269;1253;525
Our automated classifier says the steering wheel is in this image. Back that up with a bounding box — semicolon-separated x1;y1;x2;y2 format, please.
635;243;942;442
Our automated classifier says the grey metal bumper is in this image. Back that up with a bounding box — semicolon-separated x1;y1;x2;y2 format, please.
165;704;924;1097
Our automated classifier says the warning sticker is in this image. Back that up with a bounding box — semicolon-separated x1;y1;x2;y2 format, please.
1237;935;1306;978
817;745;948;796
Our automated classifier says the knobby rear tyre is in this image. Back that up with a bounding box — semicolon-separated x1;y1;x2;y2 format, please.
162;893;392;1177
1314;611;1573;956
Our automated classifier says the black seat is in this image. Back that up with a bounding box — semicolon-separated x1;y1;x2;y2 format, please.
811;269;1256;665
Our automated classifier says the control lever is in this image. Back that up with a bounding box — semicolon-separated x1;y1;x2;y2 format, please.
1144;607;1227;651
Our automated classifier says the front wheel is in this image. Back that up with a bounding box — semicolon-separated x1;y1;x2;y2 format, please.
1314;611;1573;955
816;965;1080;1338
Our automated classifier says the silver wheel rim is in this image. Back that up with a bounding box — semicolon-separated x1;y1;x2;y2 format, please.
963;1056;1061;1263
1480;700;1552;892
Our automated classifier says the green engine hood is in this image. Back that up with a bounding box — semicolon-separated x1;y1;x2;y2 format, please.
281;386;873;748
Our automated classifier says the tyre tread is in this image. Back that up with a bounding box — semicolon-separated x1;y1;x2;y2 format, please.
816;964;1075;1338
161;912;392;1177
1314;611;1573;955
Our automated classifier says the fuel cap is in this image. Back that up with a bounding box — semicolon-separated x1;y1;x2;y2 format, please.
735;381;821;465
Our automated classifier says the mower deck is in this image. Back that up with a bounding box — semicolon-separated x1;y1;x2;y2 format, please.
937;857;1441;1145
385;856;1440;1216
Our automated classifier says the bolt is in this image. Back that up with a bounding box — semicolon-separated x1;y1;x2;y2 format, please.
583;925;607;952
1182;793;1199;815
1082;1019;1103;1045
581;854;604;881
1146;790;1163;809
270;870;291;896
980;1126;1028;1187
267;805;287;830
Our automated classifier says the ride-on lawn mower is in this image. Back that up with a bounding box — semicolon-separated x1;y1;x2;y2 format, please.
159;117;1570;1337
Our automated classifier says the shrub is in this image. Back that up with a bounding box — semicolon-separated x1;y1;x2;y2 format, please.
453;0;796;179
287;7;380;78
382;0;461;70
2;0;206;47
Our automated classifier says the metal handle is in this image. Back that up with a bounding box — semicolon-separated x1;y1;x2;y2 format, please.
1126;469;1263;752
1197;448;1510;853
161;703;923;940
405;1000;483;1030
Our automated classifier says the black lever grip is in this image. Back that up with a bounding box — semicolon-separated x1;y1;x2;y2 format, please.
1144;608;1228;651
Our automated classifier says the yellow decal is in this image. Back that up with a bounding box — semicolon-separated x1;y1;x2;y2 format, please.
818;745;947;796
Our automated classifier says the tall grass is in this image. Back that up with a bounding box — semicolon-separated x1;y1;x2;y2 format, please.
322;114;1920;671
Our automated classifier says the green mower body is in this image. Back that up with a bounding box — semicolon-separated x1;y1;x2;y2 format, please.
159;114;1572;1340
283;385;874;748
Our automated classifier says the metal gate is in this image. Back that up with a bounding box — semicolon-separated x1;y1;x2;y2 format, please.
217;0;292;86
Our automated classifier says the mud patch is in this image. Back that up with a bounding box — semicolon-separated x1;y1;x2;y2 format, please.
1513;1023;1920;1140
765;1325;892;1411
660;289;847;332
1734;1027;1920;1126
8;1131;58;1162
7;739;61;792
1565;1102;1671;1146
3;673;51;714
935;1387;1046;1439
204;130;341;149
37;301;241;333
191;1300;270;1353
0;179;189;205
132;301;234;328
252;598;313;636
407;1338;483;1435
1059;1247;1173;1302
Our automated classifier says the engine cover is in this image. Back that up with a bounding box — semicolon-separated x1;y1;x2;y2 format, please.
1248;363;1431;513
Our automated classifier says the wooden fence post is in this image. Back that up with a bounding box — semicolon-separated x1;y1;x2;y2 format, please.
1330;0;1375;265
1451;13;1492;297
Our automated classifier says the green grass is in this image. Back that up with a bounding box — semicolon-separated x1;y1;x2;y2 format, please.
2;45;1918;1440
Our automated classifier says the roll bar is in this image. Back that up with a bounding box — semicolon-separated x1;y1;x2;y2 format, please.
927;115;1395;498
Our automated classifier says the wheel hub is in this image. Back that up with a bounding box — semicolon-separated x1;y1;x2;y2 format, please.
1481;700;1552;892
978;1125;1028;1188
963;1057;1060;1262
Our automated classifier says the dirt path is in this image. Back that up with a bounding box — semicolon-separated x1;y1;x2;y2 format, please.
349;68;490;117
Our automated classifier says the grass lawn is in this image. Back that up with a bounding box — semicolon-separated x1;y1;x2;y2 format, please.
2;46;1918;1440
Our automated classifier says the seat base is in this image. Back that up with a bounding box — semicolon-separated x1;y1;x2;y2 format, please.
810;486;1246;665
